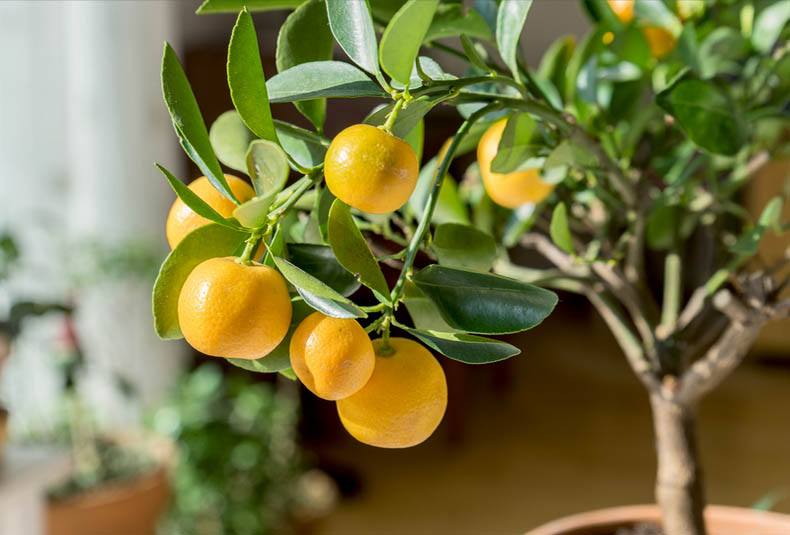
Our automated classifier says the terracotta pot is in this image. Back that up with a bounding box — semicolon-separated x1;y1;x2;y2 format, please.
47;434;172;535
527;504;790;535
0;407;7;462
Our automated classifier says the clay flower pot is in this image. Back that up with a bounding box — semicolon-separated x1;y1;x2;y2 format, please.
527;504;790;535
47;433;172;535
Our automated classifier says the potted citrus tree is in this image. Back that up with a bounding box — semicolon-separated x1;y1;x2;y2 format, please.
153;0;789;533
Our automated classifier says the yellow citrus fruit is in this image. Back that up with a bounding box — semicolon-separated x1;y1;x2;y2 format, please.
643;26;676;58
289;312;375;400
337;337;447;448
607;0;634;23
477;119;554;209
324;124;419;214
177;257;291;360
166;175;254;249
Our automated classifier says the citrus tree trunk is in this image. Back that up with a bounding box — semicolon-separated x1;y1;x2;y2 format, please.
650;395;707;535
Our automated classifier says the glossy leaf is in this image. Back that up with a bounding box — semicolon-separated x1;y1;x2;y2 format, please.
403;326;520;364
209;110;254;173
461;35;491;72
433;223;496;272
229;299;312;373
364;98;437;139
276;0;334;129
233;194;275;229
426;3;492;41
228;10;278;142
752;0;790;53
379;0;439;84
152;224;248;339
403;119;424;162
245;140;289;196
267;61;386;102
327;201;390;301
275;120;328;168
326;0;380;75
272;255;366;318
495;0;533;81
161;43;234;202
549;203;574;254
287;243;361;297
156;164;241;230
491;113;539;174
402;281;457;332
197;0;304;14
412;265;558;334
657;79;744;155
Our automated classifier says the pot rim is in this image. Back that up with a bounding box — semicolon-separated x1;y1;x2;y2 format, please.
526;504;790;535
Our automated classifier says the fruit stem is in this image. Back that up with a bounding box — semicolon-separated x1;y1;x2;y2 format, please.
388;102;503;307
380;98;405;134
377;316;395;357
238;232;261;265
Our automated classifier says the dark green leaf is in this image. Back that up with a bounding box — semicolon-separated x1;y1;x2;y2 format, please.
157;165;241;230
245;140;289;196
275;120;328;168
286;244;361;297
657;79;744;155
491;113;539;173
276;0;334;129
752;0;790;53
402;281;457;332
699;28;748;78
379;0;439;84
412;265;558;334
426;3;492;41
327;200;390;302
228;10;278;142
549;203;574;254
326;0;380;75
316;186;335;242
495;0;533;81
267;61;386;102
209;110;254;173
403;326;520;364
272;255;366;318
153;224;248;339
433;223;496;272
197;0;304;14
161;43;234;202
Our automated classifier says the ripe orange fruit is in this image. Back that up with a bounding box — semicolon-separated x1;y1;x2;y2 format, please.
289;312;375;400
607;0;634;23
477;119;554;209
178;257;291;360
324;124;419;214
336;337;447;448
166;175;254;249
643;26;676;58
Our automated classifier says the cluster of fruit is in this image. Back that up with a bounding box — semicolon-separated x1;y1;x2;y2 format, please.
164;117;554;448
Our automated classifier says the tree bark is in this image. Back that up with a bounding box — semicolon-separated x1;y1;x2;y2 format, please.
650;394;707;535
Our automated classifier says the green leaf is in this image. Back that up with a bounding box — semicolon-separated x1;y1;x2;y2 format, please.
426;4;492;41
209;110;254;173
657;79;745;155
161;43;234;202
275;120;328;169
549;203;574;254
267;61;386;102
287;243;361;297
327;200;390;302
433;223;496;272
752;0;790;53
634;0;681;36
758;196;784;233
233;194;275;228
412;265;558;334
316;186;335;242
379;0;439;84
197;0;304;14
152;224;248;339
326;0;380;75
408;158;469;225
537;35;575;98
646;198;679;250
403;119;424;162
495;0;533;82
156;165;241;230
364;98;437;139
228;9;278;143
245;140;289;197
491;113;539;173
276;0;334;129
272;255;366;318
229;299;312;373
403;326;520;364
461;35;491;72
402;281;457;332
698;28;748;78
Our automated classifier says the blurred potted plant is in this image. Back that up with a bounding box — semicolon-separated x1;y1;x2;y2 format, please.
152;0;788;533
153;363;337;535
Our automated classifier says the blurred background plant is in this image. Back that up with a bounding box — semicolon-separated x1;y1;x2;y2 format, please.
153;363;336;535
